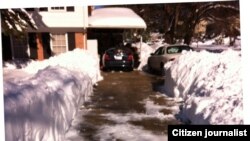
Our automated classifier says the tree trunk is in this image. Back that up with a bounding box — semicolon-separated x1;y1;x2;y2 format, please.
229;36;236;46
184;26;195;45
184;33;192;45
164;5;179;44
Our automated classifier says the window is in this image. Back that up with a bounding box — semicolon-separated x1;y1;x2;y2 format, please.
167;46;193;54
66;7;75;12
25;8;35;12
11;35;29;59
167;47;180;54
51;7;65;11
39;7;48;11
51;33;67;55
39;7;74;12
154;47;164;55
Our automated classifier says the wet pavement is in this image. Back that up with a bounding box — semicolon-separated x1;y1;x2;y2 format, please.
79;70;182;141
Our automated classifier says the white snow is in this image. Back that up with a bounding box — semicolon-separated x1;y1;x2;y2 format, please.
99;98;179;123
80;93;179;141
88;7;147;29
22;49;103;85
163;48;243;124
134;42;165;71
3;37;244;141
3;48;102;141
135;42;155;70
96;124;167;141
191;37;241;49
137;38;243;124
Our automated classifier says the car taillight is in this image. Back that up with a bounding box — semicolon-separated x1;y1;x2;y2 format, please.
170;58;175;61
127;54;134;61
104;54;110;60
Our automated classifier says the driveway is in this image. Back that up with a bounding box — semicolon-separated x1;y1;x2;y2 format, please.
78;70;182;141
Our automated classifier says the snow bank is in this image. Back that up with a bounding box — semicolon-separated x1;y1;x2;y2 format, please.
23;48;103;84
191;37;241;49
4;49;103;141
164;49;243;124
135;42;163;70
4;66;92;141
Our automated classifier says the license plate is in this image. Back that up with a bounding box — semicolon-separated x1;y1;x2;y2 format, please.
114;55;122;60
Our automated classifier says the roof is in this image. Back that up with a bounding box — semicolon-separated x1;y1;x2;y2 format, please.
88;7;147;29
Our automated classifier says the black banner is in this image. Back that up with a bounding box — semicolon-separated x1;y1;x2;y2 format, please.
168;125;250;141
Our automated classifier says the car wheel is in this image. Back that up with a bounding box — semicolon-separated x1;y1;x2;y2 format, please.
125;67;133;72
102;66;111;72
147;60;153;73
160;62;165;75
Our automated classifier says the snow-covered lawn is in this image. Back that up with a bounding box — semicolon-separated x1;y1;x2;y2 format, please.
3;49;103;141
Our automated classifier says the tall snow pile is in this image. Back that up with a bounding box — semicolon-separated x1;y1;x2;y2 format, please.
23;48;103;84
164;49;243;124
4;49;103;141
134;42;163;70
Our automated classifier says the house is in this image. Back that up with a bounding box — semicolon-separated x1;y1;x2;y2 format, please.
1;6;146;61
2;6;88;61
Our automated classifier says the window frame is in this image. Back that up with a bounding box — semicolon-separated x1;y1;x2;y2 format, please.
39;7;48;12
38;7;75;12
66;6;75;12
10;34;30;59
154;47;165;55
50;33;68;56
50;7;66;12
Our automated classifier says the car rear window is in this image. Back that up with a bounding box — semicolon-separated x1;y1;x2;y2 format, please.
167;47;181;54
167;46;192;54
106;47;132;54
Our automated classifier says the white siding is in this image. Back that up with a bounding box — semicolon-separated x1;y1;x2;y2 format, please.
28;7;87;30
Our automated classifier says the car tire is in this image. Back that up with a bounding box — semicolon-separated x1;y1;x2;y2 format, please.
125;67;133;72
160;62;165;75
147;60;153;73
102;66;111;72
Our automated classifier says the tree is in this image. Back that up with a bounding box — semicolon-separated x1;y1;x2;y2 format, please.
1;8;36;36
163;3;180;44
95;2;240;45
163;1;240;45
114;4;166;42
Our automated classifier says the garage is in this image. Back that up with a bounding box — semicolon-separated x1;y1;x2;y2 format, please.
87;7;147;67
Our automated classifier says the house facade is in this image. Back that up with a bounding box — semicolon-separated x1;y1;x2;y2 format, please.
2;6;89;61
2;6;147;61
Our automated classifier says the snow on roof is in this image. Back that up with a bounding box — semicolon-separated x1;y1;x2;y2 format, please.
88;7;147;29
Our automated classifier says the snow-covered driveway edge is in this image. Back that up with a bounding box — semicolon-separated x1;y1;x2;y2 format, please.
163;49;243;124
22;48;103;84
4;66;93;141
4;49;103;141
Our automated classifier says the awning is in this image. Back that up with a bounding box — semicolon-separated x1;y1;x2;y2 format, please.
88;7;147;29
